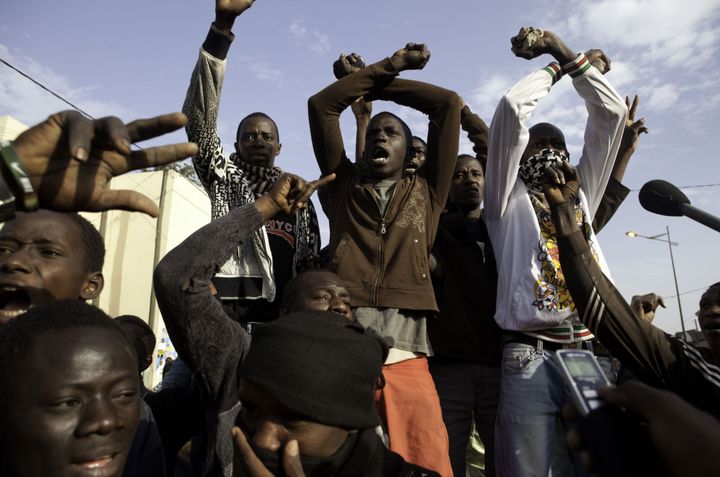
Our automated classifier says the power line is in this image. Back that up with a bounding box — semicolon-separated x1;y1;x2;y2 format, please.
1;57;95;119
1;57;147;150
665;286;708;299
629;183;720;192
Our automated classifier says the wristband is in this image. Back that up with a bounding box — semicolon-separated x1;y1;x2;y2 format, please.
562;53;591;78
543;62;563;85
0;162;16;223
0;141;38;212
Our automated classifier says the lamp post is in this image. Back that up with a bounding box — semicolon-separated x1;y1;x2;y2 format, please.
625;226;685;336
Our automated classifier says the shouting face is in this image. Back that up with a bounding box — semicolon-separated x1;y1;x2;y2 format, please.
363;113;408;182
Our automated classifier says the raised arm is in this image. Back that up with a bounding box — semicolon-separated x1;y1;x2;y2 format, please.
461;104;489;167
485;28;575;220
592;95;647;231
153;171;332;395
308;44;428;178
569;50;627;216
333;53;373;163
543;164;720;400
182;0;255;190
485;28;626;221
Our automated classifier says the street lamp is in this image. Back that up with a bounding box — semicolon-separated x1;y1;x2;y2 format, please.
625;226;685;335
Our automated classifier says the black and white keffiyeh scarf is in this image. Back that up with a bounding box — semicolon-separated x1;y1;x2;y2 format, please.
518;148;570;195
230;153;319;275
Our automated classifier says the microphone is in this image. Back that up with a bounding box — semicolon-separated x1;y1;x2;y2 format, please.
639;180;720;233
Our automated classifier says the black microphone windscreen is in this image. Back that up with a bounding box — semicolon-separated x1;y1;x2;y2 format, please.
639;180;690;217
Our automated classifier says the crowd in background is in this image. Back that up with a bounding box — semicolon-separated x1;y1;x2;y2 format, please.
1;1;719;476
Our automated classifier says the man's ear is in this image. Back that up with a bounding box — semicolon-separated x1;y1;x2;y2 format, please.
275;142;282;157
80;272;104;300
234;142;240;155
279;303;290;316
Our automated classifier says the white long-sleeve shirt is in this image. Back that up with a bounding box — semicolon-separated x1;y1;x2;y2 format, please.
485;56;627;340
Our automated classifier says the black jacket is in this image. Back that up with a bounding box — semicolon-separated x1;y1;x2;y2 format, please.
428;208;502;365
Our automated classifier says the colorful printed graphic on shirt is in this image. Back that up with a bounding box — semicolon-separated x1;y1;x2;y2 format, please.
529;196;595;312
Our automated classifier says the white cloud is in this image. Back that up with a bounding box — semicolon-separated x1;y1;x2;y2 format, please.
469;74;514;120
603;60;637;90
0;43;132;125
642;83;679;111
288;19;331;55
247;62;285;87
684;187;720;210
564;0;720;70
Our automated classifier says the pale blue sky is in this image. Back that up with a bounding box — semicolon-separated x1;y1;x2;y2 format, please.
2;0;719;334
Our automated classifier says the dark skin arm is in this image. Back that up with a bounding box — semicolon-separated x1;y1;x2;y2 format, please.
333;53;372;162
460;104;489;166
541;161;583;235
611;95;648;182
213;0;255;34
12;110;198;216
308;43;430;177
631;293;666;323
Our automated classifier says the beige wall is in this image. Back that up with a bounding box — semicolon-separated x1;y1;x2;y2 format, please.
0;115;28;142
82;169;210;387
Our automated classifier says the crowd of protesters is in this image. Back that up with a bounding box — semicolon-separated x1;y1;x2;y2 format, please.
1;1;719;476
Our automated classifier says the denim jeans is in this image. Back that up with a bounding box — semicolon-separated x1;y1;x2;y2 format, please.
495;342;581;477
429;359;501;477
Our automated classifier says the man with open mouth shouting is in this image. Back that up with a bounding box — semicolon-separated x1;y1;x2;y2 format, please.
0;210;105;325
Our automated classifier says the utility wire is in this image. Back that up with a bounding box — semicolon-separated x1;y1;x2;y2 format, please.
665;286;708;299
1;57;148;150
1;57;95;119
629;183;720;191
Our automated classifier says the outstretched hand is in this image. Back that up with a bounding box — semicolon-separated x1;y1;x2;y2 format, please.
390;43;431;71
630;292;665;323
542;162;581;206
12;110;198;217
333;53;365;80
232;427;306;477
262;173;335;217
620;95;648;153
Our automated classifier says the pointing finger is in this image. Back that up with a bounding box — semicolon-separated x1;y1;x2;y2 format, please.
282;440;306;477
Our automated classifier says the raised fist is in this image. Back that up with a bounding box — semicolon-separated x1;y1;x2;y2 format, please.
511;27;549;59
391;43;431;71
333;53;365;80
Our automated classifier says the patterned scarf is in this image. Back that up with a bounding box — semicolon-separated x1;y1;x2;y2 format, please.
232;153;283;197
518;148;570;195
229;152;319;276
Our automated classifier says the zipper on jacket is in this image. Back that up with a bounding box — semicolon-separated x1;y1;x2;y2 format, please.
370;190;395;306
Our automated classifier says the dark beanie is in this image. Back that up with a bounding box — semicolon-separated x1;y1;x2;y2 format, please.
239;310;388;429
